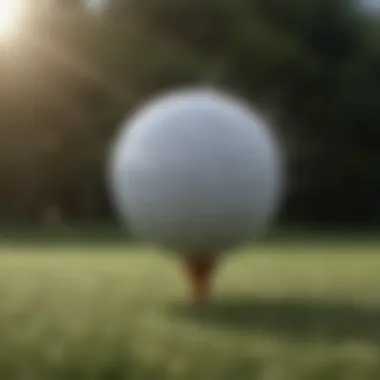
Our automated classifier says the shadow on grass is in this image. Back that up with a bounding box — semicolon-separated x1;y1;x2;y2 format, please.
170;297;380;343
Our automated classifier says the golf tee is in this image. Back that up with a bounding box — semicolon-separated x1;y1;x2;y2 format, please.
184;255;217;303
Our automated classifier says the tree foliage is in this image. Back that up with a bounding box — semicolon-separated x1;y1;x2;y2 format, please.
0;0;378;226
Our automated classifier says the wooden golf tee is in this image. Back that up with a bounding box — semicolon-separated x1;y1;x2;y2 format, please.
184;255;217;304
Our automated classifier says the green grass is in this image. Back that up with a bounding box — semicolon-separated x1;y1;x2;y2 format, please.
0;240;378;379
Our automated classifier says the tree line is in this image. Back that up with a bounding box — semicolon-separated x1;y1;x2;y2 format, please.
0;0;379;227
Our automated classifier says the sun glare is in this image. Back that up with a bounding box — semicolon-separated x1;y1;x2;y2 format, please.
0;0;23;41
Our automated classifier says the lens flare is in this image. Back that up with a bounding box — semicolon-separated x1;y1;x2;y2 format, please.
0;0;23;42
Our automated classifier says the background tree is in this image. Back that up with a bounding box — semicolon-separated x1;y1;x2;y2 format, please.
0;0;378;227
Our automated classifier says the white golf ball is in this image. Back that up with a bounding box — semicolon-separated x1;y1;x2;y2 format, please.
108;87;284;255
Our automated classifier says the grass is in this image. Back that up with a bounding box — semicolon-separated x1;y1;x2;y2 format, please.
0;237;378;379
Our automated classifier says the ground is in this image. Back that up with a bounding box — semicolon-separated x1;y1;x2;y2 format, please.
0;234;378;379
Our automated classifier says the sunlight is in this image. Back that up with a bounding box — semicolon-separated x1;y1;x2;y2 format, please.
0;0;24;41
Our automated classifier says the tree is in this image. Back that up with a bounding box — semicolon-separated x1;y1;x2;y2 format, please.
0;0;378;226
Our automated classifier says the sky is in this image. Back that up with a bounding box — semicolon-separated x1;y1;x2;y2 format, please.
360;0;380;10
84;0;109;13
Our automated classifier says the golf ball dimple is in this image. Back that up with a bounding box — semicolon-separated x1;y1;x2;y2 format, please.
109;87;284;255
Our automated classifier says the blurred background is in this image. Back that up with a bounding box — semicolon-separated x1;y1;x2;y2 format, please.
0;3;378;379
0;0;378;233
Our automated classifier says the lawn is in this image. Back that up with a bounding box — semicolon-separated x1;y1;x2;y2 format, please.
0;238;378;379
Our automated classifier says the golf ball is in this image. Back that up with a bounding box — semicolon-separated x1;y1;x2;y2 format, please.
108;87;284;255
